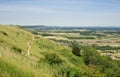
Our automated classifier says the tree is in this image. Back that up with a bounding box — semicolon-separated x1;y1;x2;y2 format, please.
71;41;81;56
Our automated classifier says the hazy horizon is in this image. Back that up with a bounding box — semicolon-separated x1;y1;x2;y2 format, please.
0;0;120;27
1;24;120;27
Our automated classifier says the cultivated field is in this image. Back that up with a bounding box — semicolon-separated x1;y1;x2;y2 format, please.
37;29;120;60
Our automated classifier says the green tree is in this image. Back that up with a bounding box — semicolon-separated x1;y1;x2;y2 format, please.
71;41;81;56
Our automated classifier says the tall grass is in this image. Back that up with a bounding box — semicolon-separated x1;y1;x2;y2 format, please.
0;58;34;77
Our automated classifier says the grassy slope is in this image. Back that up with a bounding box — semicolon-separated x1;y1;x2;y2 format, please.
0;25;104;77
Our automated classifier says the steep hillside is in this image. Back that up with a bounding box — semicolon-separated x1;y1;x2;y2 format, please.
0;26;83;77
0;25;112;77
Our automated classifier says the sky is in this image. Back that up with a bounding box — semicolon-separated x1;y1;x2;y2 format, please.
0;0;120;26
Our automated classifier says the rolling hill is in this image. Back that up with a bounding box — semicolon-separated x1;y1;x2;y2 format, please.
0;25;120;77
0;25;84;77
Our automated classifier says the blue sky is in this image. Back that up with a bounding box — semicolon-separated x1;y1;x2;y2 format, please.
0;0;120;26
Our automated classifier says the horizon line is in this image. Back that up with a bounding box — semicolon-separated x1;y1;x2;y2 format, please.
0;24;120;27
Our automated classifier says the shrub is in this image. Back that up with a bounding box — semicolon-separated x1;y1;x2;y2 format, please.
83;65;105;77
44;53;63;65
66;36;95;39
83;47;100;65
92;45;120;51
12;46;22;54
72;46;81;56
0;31;8;36
83;47;120;77
71;41;81;56
41;33;54;36
58;65;83;77
31;31;39;35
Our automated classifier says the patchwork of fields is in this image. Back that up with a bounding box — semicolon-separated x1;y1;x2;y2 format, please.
28;27;120;60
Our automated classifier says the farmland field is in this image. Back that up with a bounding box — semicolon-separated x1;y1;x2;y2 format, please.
24;26;120;60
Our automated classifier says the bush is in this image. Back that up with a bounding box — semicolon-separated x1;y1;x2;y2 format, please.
44;53;63;65
71;42;81;56
41;33;54;36
66;36;95;39
83;47;120;77
58;65;83;77
12;46;22;54
72;46;81;56
31;31;39;35
0;31;8;36
83;47;100;65
92;45;120;51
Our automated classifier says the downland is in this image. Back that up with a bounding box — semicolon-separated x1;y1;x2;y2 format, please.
0;25;120;77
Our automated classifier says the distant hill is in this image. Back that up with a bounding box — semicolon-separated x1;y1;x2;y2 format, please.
23;25;120;31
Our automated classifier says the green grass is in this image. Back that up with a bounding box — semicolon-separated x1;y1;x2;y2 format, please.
0;25;107;77
0;58;34;77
